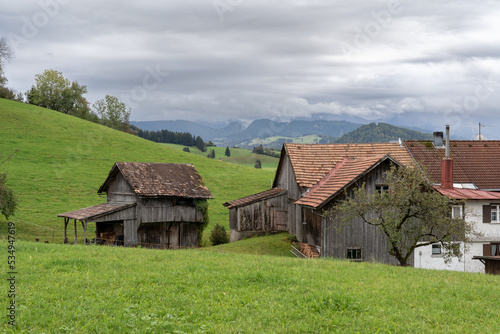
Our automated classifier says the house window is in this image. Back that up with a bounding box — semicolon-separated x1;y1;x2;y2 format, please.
375;185;389;195
451;205;463;219
346;248;362;260
492;243;500;256
432;244;442;256
492;205;500;223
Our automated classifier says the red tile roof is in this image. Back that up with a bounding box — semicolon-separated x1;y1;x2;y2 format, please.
223;188;287;209
99;162;212;199
279;143;413;188
296;155;397;208
435;187;500;200
58;202;136;220
405;140;500;190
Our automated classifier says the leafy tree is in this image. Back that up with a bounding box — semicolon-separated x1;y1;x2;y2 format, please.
254;160;262;169
195;136;206;152
253;145;264;154
209;224;229;246
225;147;231;157
334;163;476;266
207;149;215;159
0;87;17;100
0;38;14;88
27;69;90;117
93;95;130;131
0;150;18;220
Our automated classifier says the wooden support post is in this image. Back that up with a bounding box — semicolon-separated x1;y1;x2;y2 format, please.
81;221;87;245
64;217;69;244
74;219;78;244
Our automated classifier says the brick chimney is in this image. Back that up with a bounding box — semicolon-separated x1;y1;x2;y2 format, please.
441;125;453;189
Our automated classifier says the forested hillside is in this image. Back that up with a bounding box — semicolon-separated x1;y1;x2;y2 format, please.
332;122;433;143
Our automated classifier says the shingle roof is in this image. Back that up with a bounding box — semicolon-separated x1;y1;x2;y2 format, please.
435;187;500;200
278;143;413;188
98;162;212;199
295;155;397;208
223;188;287;209
57;202;136;220
405;140;500;190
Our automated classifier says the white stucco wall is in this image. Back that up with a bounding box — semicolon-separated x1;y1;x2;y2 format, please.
414;200;500;273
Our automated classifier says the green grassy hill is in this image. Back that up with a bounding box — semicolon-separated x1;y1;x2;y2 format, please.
0;98;275;242
163;143;279;169
4;240;500;333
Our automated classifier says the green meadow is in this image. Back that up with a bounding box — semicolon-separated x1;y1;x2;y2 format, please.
163;143;279;170
0;98;274;242
2;238;500;333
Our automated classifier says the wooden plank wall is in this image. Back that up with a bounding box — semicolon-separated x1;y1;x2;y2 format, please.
320;161;403;265
137;222;199;249
274;155;303;238
138;198;202;223
107;173;136;202
229;193;288;241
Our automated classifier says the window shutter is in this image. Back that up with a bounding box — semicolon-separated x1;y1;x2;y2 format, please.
483;243;492;256
483;205;491;223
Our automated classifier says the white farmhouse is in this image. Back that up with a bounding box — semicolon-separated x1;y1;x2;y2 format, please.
408;126;500;273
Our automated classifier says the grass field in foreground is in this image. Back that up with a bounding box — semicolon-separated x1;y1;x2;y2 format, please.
0;98;275;243
163;143;279;170
3;238;500;333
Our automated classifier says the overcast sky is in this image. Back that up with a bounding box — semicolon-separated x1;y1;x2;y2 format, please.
1;1;499;138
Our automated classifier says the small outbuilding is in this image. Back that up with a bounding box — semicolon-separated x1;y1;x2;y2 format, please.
223;188;288;242
58;162;212;248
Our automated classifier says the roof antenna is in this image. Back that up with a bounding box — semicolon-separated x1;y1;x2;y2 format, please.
478;122;487;140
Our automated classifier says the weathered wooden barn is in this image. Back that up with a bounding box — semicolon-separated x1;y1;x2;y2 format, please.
58;162;212;248
294;155;404;264
223;188;288;242
224;143;414;263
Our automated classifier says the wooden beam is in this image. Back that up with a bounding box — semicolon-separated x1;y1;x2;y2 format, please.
74;219;77;244
82;221;87;245
64;217;69;244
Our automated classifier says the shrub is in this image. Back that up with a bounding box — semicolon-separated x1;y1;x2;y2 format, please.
254;160;262;169
183;147;190;153
209;224;229;246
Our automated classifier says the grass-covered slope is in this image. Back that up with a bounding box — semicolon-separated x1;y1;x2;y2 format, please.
5;240;500;333
163;143;279;169
0;99;275;241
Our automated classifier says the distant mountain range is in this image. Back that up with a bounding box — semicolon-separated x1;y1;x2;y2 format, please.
130;119;434;148
131;119;361;147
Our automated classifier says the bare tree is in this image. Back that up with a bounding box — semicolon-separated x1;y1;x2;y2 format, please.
0;38;14;87
0;38;14;62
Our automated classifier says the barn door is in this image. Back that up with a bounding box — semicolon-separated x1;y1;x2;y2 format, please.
271;207;288;231
139;223;162;248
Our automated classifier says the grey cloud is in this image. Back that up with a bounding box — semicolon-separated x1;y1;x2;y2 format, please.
1;0;500;138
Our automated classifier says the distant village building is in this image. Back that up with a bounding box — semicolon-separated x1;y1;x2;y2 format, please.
224;130;500;273
58;162;212;248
